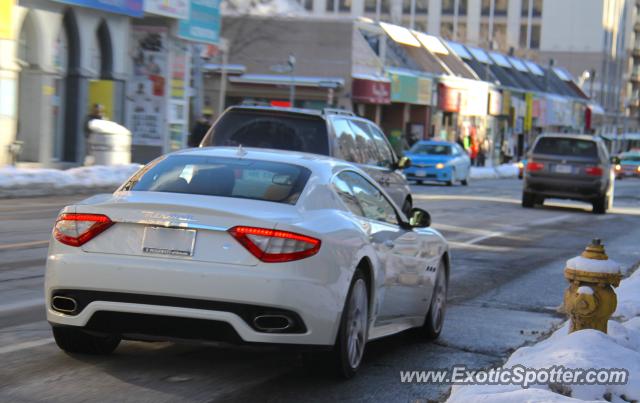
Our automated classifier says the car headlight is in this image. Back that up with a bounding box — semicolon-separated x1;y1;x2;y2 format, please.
615;164;621;171
637;166;640;172
517;161;524;169
436;163;445;169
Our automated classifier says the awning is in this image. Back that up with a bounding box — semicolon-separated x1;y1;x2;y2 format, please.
352;75;391;104
202;64;247;75
228;74;345;89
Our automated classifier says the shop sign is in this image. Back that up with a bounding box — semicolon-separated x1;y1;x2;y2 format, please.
416;77;432;106
169;39;191;151
501;90;511;116
352;78;391;104
178;0;220;45
389;72;419;104
488;90;502;116
438;83;463;113
145;0;189;19
461;82;488;117
544;95;572;126
0;0;13;39
51;0;142;17
524;93;533;132
127;25;169;147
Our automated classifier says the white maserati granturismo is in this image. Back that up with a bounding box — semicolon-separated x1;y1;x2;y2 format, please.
45;147;450;378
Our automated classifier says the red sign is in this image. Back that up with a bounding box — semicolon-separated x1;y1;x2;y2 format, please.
270;100;291;107
352;78;391;104
438;84;463;113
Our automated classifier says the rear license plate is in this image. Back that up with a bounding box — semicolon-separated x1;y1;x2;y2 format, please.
554;164;572;174
415;170;427;177
142;227;196;257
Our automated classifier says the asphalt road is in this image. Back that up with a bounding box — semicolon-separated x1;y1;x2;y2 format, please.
1;178;639;403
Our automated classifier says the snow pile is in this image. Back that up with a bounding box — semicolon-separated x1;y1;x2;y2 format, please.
448;268;640;403
0;164;141;198
566;256;621;274
614;269;640;320
470;164;519;180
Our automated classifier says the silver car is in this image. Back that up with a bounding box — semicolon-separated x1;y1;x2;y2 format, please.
522;134;617;214
199;106;413;216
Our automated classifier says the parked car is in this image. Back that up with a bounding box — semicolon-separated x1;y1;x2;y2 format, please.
199;106;413;216
46;147;450;378
614;151;640;179
522;134;618;214
402;140;471;186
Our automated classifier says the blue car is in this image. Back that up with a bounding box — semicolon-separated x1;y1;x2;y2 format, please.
615;151;640;179
403;140;471;186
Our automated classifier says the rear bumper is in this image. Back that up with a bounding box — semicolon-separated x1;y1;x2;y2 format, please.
524;176;605;199
404;166;452;182
45;252;344;346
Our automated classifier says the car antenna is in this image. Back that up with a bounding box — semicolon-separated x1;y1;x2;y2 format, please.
237;144;247;157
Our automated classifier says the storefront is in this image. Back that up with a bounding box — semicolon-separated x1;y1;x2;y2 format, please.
9;0;137;166
380;69;433;153
351;74;391;125
127;0;220;162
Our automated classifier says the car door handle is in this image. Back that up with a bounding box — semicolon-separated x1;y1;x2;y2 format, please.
384;240;395;248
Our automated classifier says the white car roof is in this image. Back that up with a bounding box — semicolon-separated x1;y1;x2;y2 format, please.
172;146;358;180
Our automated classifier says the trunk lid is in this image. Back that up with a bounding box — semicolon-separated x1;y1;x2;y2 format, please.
75;191;301;266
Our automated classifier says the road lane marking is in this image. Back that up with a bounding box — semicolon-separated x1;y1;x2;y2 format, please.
0;240;49;250
0;298;45;313
0;338;54;355
462;214;573;245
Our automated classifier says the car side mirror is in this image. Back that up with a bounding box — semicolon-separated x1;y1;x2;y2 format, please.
397;156;412;170
409;207;431;228
610;156;621;164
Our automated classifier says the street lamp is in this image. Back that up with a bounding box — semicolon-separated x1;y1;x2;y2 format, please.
270;54;296;108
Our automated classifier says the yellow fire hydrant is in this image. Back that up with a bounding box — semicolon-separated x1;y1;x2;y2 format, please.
563;239;622;334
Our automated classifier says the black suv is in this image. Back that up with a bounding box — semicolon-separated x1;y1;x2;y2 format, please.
200;106;413;215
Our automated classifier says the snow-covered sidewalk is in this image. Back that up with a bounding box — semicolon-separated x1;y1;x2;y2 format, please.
470;163;519;180
0;164;141;198
447;267;640;403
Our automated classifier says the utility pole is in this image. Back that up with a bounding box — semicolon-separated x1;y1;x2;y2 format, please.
409;0;416;30
218;39;229;115
288;55;296;107
375;0;381;22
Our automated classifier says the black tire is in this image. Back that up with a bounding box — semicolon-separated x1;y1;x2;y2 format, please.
52;326;121;355
461;177;468;186
415;180;423;185
334;269;369;379
592;194;608;214
420;261;447;340
402;198;412;218
522;191;535;208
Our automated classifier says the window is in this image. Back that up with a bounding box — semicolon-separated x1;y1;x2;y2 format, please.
442;0;466;15
409;143;452;155
441;22;454;40
348;120;386;167
402;0;428;14
521;0;542;16
339;0;352;12
533;138;598;158
337;171;399;225
530;25;540;49
303;0;313;10
333;174;365;216
365;0;376;12
367;123;396;168
123;155;311;205
494;0;507;16
457;22;467;41
202;110;330;155
481;0;490;15
333;118;360;163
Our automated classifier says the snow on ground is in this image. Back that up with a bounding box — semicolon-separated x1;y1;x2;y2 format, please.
447;268;640;403
0;164;141;198
470;164;519;180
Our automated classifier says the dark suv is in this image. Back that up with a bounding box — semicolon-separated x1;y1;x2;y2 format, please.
522;134;617;214
200;106;413;215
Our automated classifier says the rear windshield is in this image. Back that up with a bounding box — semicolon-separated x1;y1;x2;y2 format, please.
200;110;330;155
409;143;452;155
533;138;598;158
121;155;311;205
621;154;640;162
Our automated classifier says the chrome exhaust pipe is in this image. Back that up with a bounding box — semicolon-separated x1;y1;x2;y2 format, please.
253;314;294;332
51;296;78;314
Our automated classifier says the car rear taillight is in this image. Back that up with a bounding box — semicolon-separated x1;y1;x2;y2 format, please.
228;226;321;263
585;166;603;176
53;213;114;247
526;161;544;172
